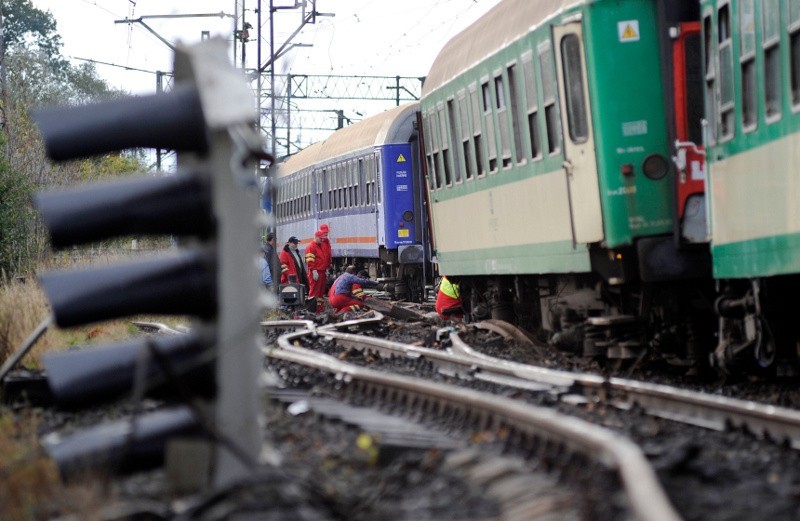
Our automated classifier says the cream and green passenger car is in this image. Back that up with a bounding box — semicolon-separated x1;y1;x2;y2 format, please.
420;0;713;364
702;0;800;371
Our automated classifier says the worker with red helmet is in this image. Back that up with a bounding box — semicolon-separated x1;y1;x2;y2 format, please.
318;223;332;272
305;231;329;312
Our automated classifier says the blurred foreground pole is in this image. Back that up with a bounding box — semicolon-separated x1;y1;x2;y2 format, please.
33;39;269;489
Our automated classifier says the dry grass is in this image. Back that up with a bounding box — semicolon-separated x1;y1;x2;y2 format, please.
0;276;169;369
0;250;189;369
0;411;108;521
0;252;189;520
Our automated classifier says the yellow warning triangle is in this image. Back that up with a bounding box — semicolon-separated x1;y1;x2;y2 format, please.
397;153;407;162
622;24;637;39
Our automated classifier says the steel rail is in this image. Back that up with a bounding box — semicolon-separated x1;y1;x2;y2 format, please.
448;331;800;449
265;330;683;521
261;317;800;449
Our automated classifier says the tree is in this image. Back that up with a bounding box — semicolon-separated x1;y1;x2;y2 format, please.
0;1;150;276
3;0;67;73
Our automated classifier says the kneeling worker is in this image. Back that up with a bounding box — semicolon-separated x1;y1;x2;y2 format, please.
436;276;464;320
328;266;383;313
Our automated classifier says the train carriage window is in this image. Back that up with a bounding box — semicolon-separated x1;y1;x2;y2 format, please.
347;159;358;208
373;155;377;204
357;158;364;206
494;72;513;168
741;0;758;130
330;165;335;210
421;111;437;190
350;160;356;207
281;182;286;221
284;179;289;219
763;0;782;120
718;4;735;137
338;163;344;209
507;62;525;164
315;170;320;213
560;35;589;143
341;163;347;208
290;178;295;218
286;179;294;218
340;163;345;208
430;109;444;189
458;91;474;180
294;177;299;217
295;177;299;217
446;99;463;183
791;0;800;106
284;181;289;219
538;40;561;155
328;166;334;210
296;176;301;217
522;52;542;161
317;170;322;212
345;161;351;208
438;105;453;185
469;84;487;177
326;169;333;211
482;81;499;172
365;156;373;205
704;13;718;143
376;152;382;204
276;182;282;221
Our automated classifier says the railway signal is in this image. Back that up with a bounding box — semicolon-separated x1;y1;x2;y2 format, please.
33;39;269;487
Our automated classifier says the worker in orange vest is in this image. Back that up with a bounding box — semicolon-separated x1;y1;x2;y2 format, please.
435;276;464;320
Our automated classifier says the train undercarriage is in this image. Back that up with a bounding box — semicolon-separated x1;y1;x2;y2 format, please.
457;272;717;370
713;277;800;376
457;270;800;376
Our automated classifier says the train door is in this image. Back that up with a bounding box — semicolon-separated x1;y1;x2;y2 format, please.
553;22;604;244
672;22;707;243
374;150;385;247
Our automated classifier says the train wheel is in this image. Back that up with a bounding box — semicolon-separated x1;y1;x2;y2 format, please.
753;317;776;369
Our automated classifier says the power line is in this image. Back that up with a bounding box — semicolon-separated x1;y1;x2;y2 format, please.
70;56;162;76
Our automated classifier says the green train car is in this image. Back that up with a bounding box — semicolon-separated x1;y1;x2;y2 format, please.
702;0;800;371
420;0;715;365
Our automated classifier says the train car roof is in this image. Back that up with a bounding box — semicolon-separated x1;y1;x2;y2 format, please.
422;0;585;97
276;103;419;177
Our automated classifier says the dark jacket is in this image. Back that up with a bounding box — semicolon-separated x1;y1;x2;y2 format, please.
263;242;280;288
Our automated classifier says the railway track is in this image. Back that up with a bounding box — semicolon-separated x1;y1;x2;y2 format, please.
263;315;681;521
10;310;799;519
268;312;800;451
262;311;800;520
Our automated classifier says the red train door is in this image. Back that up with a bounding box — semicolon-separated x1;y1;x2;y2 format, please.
672;22;707;243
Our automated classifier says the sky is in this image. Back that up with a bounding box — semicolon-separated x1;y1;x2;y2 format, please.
30;0;503;152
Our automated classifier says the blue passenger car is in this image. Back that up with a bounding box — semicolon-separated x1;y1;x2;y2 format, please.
273;103;428;301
